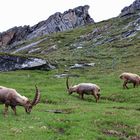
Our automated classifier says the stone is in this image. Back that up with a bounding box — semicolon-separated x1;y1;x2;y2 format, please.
0;26;31;46
0;54;55;71
69;63;95;69
120;0;140;17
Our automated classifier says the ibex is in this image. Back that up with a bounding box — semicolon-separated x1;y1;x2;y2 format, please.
66;76;101;102
119;72;140;89
0;85;40;116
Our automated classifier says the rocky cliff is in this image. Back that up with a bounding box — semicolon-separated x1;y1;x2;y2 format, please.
0;5;93;47
120;0;140;17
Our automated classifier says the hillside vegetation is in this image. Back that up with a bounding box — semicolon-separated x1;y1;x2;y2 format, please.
5;12;140;73
0;6;140;140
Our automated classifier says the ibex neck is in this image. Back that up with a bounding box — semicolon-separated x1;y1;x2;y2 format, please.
16;93;28;106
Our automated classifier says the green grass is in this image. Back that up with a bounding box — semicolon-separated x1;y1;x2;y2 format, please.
0;70;140;140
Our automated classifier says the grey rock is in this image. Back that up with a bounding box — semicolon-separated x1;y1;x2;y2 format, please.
12;38;47;54
54;74;69;78
0;54;55;71
69;63;95;69
0;26;31;46
120;0;140;17
135;17;140;30
121;30;136;38
54;74;79;78
21;58;46;68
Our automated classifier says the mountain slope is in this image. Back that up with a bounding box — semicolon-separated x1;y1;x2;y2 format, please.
0;0;140;72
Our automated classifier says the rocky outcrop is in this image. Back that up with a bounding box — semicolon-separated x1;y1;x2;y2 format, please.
0;54;55;71
120;0;140;17
27;5;93;39
0;5;94;47
0;26;31;46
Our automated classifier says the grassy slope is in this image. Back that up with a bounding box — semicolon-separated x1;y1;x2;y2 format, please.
0;15;140;140
22;15;140;73
0;70;140;140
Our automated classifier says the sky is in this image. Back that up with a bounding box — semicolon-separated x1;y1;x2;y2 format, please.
0;0;134;32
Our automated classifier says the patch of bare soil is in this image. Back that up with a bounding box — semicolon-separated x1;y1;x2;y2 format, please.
103;129;128;138
103;128;139;140
129;136;140;140
112;106;140;112
101;95;126;102
112;106;130;110
45;99;59;105
48;125;66;134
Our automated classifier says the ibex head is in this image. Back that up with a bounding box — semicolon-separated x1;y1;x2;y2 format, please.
24;85;40;114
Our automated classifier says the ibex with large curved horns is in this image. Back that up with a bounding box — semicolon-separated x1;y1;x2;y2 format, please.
66;76;101;102
0;85;40;116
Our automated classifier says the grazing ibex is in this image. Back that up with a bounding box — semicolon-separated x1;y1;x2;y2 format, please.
0;85;40;116
66;76;101;102
119;72;140;89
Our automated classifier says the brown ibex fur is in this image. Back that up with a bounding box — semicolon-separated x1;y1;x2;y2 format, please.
119;72;140;89
66;76;101;102
0;85;40;116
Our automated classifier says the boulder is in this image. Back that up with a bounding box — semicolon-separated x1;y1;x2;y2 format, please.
0;26;31;46
0;53;55;71
69;63;95;69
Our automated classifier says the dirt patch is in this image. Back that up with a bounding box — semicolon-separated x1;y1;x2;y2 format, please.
45;99;59;105
135;108;140;111
57;128;65;134
48;125;66;134
115;123;130;129
101;96;126;102
112;106;130;110
103;129;128;138
130;136;140;140
102;124;139;139
112;106;140;112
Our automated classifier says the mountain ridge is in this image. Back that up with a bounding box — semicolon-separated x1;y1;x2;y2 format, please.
0;5;93;47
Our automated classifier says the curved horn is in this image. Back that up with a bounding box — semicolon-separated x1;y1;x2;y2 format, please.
66;76;70;89
31;85;41;106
